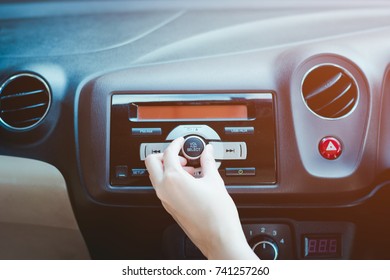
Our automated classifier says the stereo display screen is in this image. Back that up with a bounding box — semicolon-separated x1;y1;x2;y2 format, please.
137;105;248;120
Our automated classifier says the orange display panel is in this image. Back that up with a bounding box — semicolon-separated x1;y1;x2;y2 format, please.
137;105;248;120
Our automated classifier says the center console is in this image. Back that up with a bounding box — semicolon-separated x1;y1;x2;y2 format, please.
110;93;277;189
163;221;355;260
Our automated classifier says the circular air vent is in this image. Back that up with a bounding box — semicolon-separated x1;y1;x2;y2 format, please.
302;64;358;119
0;73;51;130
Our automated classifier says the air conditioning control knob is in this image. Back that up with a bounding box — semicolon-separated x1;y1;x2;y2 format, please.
252;238;279;260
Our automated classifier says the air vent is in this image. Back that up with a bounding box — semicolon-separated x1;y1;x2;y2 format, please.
302;64;358;119
0;73;51;130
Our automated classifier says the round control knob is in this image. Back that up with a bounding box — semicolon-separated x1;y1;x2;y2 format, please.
182;135;206;160
252;238;279;260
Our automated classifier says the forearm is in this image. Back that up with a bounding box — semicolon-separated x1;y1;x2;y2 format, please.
204;220;258;260
146;138;259;260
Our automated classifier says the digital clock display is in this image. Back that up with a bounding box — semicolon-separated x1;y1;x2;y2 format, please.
137;105;248;120
303;235;341;258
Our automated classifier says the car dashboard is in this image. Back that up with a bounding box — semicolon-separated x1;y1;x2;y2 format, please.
1;0;390;260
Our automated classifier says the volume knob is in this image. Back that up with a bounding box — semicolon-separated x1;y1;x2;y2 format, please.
182;136;206;160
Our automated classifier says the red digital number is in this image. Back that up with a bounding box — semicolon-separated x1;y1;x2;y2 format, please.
318;239;327;253
308;239;317;253
329;239;337;253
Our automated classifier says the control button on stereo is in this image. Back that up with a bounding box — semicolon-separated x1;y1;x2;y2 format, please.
193;162;221;178
166;125;220;140
225;127;254;135
209;141;247;160
115;165;128;179
319;137;342;160
225;167;255;176
182;136;206;160
132;128;162;136
131;168;149;176
140;143;170;160
193;168;203;178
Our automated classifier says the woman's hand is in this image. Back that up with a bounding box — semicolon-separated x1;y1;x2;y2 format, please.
145;137;258;260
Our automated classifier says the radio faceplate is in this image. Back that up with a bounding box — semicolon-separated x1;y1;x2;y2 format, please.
110;93;277;188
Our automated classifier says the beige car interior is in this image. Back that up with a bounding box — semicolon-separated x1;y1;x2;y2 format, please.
0;156;89;259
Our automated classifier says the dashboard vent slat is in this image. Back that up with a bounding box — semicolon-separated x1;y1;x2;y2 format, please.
302;65;358;119
0;89;45;100
329;97;356;118
0;73;51;130
11;117;43;126
305;72;343;100
1;102;48;114
314;83;352;112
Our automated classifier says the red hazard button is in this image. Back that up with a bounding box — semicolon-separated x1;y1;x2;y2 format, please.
319;136;342;160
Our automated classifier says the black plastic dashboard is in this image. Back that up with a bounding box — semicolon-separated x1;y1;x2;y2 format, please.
2;0;390;259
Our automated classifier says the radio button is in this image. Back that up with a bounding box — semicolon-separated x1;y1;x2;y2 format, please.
115;165;128;179
193;168;203;178
209;142;247;160
225;127;254;135
166;125;220;140
131;168;149;176
132;128;162;136
193;162;221;178
226;167;256;176
182;136;205;160
140;143;170;160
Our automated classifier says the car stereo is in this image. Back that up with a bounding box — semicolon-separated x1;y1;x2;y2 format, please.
110;93;277;188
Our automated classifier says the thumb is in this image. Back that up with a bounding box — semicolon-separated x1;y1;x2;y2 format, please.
200;144;219;177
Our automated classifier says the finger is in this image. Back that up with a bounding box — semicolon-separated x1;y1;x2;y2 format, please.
163;137;185;170
144;153;164;187
200;144;219;177
178;156;188;167
183;166;195;175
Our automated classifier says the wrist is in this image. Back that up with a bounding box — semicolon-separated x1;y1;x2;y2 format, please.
206;224;258;260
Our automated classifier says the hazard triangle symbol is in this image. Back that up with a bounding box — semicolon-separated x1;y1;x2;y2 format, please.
326;141;337;152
